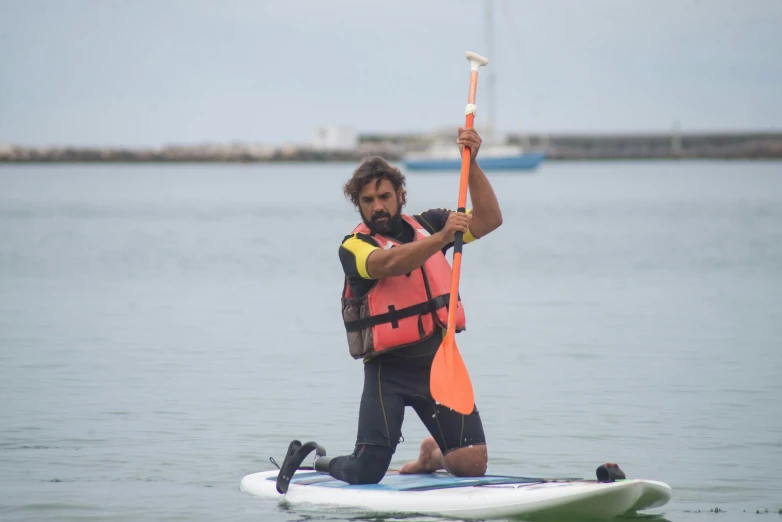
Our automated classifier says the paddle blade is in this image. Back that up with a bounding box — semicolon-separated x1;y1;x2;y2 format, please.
430;335;475;415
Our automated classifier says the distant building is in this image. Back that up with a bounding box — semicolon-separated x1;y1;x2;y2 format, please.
310;125;357;151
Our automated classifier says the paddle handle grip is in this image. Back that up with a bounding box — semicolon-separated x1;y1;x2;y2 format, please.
454;233;463;255
453;207;466;255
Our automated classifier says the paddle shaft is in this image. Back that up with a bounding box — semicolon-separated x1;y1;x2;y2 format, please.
430;52;488;415
445;70;479;337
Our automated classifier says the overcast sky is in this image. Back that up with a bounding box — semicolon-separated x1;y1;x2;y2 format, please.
1;0;780;146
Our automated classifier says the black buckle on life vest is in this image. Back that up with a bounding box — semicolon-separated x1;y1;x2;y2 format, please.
429;294;449;311
388;305;398;328
344;294;450;332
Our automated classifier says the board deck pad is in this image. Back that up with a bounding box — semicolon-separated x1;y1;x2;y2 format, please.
272;470;582;491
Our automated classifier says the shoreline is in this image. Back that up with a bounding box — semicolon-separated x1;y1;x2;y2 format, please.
2;157;781;165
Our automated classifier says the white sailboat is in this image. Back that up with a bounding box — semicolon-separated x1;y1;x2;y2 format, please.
403;0;545;172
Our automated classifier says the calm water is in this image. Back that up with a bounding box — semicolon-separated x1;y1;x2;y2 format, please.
1;161;780;522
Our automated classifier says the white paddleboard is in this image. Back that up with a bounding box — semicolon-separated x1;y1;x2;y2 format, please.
240;469;672;520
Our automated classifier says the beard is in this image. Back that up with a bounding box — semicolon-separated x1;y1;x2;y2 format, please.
363;207;403;236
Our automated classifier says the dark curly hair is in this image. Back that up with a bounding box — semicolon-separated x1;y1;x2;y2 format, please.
343;156;407;209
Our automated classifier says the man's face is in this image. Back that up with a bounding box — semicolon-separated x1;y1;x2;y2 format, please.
359;178;401;234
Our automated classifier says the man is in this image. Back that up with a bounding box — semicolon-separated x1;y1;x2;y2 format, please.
275;127;503;494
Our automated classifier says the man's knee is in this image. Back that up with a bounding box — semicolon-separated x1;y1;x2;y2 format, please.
443;445;488;477
337;445;393;485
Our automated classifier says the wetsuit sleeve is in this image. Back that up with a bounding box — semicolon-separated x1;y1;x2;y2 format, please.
339;233;380;280
416;208;477;244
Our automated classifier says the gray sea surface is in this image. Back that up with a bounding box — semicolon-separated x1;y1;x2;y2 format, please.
1;161;781;522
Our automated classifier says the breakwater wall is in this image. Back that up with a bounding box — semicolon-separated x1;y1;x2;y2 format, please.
2;131;780;163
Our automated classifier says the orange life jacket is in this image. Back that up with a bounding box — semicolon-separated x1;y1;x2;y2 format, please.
341;214;466;360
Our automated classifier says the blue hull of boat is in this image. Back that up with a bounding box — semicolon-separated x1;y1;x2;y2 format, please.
403;152;545;171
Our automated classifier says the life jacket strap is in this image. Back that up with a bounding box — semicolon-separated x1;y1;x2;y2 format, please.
344;294;451;332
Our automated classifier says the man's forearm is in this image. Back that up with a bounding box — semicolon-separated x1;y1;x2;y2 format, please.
367;233;448;278
467;161;503;238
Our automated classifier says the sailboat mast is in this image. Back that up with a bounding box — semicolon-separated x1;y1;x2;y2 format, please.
484;0;495;140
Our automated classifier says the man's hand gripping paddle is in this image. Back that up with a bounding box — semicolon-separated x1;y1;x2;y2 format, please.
430;51;489;415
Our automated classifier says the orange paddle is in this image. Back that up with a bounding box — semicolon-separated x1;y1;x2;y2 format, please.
430;51;489;415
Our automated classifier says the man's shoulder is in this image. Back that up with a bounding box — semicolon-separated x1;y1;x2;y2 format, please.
413;208;451;234
339;228;381;281
341;231;379;249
